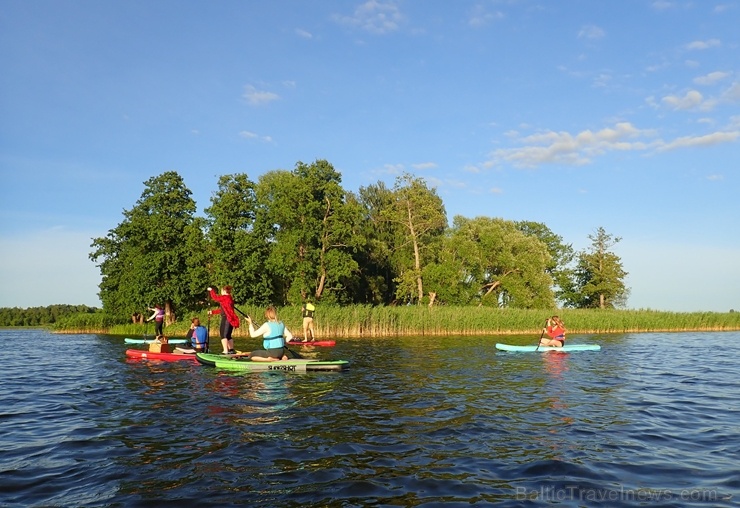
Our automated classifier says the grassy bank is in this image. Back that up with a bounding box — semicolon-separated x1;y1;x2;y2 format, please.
52;306;740;337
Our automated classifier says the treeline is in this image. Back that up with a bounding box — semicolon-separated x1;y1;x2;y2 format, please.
0;305;101;327
90;160;630;323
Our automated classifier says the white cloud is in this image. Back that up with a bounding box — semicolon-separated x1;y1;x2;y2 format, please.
661;90;706;110
411;162;438;170
333;1;403;34
578;24;605;40
239;130;273;143
484;121;739;168
693;71;730;86
685;38;721;50
487;122;651;168
295;28;313;39
243;85;279;106
723;82;740;102
655;131;740;152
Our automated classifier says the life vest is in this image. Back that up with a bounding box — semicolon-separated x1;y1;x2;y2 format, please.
263;321;286;349
190;326;208;349
303;303;315;318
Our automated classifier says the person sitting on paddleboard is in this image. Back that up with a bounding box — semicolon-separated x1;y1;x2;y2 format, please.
175;317;209;354
208;285;240;355
539;315;566;347
246;306;294;362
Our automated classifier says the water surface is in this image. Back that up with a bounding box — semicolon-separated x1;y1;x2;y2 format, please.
0;329;737;506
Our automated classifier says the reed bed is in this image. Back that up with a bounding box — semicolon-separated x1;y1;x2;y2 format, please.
55;306;740;336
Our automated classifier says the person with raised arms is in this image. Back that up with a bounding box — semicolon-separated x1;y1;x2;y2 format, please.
207;285;240;355
246;306;294;361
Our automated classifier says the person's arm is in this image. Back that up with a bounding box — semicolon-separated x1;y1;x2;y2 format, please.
246;316;269;338
147;309;158;321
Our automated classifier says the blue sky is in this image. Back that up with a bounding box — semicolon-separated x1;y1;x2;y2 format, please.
1;0;738;312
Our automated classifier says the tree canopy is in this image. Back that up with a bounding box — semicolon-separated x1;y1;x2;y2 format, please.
90;162;629;321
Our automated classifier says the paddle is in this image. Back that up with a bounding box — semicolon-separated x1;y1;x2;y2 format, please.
535;319;548;351
205;313;211;353
234;307;303;359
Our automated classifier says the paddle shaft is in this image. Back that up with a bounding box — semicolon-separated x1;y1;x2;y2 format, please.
234;307;303;359
534;319;547;351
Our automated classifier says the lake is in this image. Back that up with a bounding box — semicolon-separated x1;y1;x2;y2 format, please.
0;329;737;507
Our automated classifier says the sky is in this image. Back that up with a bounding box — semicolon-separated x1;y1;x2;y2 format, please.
1;0;738;312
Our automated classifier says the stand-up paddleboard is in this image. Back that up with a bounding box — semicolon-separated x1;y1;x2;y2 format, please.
215;358;349;372
195;352;251;366
495;343;601;352
195;353;348;372
286;340;336;347
124;338;188;344
125;349;199;361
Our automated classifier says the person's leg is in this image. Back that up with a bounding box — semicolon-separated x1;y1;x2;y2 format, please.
220;317;229;353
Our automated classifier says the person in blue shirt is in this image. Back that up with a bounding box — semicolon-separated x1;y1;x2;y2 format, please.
246;306;294;361
175;317;209;354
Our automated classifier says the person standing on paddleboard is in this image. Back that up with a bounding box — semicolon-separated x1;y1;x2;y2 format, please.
146;304;165;336
539;315;566;347
208;286;240;354
246;306;294;361
301;300;317;342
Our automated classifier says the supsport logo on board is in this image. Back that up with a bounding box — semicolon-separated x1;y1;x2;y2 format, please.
268;364;297;371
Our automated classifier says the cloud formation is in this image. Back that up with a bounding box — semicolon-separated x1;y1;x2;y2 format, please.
485;122;738;168
243;85;279;106
333;0;403;34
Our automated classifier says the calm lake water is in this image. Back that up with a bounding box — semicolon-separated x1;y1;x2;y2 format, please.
1;329;738;507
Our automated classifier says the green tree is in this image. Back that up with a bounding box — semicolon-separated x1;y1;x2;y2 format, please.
432;216;554;308
562;227;629;308
256;160;363;305
205;173;272;305
89;171;203;322
515;220;576;305
382;173;447;305
354;182;398;304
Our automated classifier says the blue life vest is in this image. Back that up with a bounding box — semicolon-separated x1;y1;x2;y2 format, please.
191;326;208;348
263;322;285;349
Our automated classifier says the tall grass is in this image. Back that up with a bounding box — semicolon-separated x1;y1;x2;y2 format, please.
53;305;740;336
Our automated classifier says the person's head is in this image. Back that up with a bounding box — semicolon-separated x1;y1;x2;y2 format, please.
264;306;278;321
191;317;200;326
221;285;232;295
550;315;563;326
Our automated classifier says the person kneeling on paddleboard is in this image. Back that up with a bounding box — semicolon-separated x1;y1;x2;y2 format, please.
539;316;566;347
175;317;209;354
247;306;295;361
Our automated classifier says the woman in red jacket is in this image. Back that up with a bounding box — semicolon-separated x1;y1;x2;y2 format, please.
539;315;566;347
208;286;240;354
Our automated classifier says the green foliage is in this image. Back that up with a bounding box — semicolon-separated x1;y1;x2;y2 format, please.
0;304;100;327
205;173;272;305
82;163;640;320
382;173;447;304
90;171;205;322
562;227;629;309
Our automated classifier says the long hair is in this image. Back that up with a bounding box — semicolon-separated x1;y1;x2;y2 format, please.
264;306;278;321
